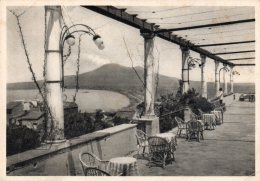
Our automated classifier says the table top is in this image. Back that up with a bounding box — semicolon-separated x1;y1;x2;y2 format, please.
156;132;176;138
203;114;214;116
156;132;176;143
109;157;136;164
211;110;221;113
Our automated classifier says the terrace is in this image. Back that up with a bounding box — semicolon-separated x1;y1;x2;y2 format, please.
6;4;256;177
7;94;255;176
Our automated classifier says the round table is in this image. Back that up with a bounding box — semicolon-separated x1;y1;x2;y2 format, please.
107;157;139;176
155;132;177;146
202;114;216;130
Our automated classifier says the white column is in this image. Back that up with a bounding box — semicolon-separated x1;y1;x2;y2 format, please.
223;65;228;95
215;60;220;97
180;46;190;94
142;32;156;117
45;6;65;142
200;54;207;98
230;66;234;93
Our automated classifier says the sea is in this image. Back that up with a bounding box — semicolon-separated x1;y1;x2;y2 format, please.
7;89;130;113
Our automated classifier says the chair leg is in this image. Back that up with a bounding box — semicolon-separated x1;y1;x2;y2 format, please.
142;146;146;154
201;131;204;140
197;132;200;142
162;154;166;168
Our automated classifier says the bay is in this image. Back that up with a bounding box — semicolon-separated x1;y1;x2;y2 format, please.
7;89;130;113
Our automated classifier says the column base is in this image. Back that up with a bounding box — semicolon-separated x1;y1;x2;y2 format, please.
133;115;160;136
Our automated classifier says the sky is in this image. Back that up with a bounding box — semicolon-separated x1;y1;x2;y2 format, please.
7;6;255;83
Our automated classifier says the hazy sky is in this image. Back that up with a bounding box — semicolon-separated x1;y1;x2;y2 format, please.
7;6;255;83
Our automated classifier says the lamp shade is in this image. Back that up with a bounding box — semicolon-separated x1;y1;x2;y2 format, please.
93;35;105;50
65;35;76;46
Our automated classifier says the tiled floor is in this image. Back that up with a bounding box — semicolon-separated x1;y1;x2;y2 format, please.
135;101;255;176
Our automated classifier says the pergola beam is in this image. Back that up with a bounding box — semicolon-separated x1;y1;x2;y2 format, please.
226;57;255;61
213;50;255;55
234;64;255;66
83;6;234;66
196;40;255;47
155;19;255;33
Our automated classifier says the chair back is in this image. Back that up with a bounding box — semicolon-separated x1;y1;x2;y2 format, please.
79;152;108;175
198;109;205;118
148;136;170;153
136;129;148;145
175;117;186;128
190;111;200;120
85;167;111;176
187;120;200;132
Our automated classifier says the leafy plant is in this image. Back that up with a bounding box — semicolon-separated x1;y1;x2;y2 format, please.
7;126;40;156
156;86;214;133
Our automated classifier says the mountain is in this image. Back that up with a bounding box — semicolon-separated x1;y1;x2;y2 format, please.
65;63;179;91
7;64;179;91
7;63;255;98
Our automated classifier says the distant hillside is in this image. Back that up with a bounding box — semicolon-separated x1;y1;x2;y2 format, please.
7;63;255;98
7;64;179;91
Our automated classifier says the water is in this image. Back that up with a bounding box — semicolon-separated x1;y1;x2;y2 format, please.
7;89;130;113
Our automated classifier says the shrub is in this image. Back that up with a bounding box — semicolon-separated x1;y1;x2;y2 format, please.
7;126;40;156
156;87;214;133
111;116;131;126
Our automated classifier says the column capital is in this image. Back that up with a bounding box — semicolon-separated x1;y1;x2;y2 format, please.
140;29;155;39
45;6;61;11
180;45;189;52
200;54;206;65
229;65;234;69
200;54;206;59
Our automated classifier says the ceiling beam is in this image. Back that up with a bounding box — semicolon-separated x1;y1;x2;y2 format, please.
234;64;255;66
196;40;255;47
83;6;234;66
155;19;255;33
213;50;255;55
226;57;255;61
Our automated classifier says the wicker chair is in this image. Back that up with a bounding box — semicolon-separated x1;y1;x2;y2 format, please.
213;108;224;124
79;152;110;176
147;136;175;168
136;129;149;155
186;120;204;142
174;117;187;137
85;167;111;176
198;109;206;120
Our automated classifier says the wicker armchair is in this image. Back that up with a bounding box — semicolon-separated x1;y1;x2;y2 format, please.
186;120;204;142
79;152;110;176
174;117;187;137
136;129;149;155
147;136;175;168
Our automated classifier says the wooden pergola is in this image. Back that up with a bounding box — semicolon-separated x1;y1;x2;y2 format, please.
83;6;255;67
81;6;255;134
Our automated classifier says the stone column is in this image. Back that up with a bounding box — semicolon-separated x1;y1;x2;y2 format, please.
223;64;228;95
45;6;65;143
180;46;190;94
200;54;207;98
230;66;234;93
137;31;159;135
142;32;156;117
215;60;220;97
